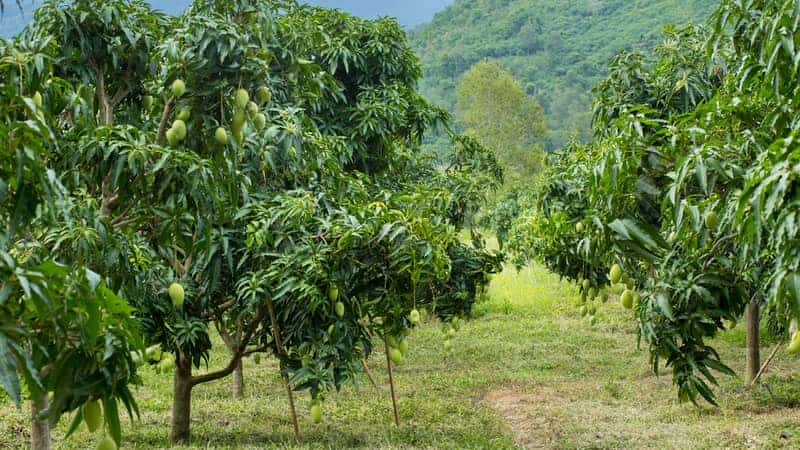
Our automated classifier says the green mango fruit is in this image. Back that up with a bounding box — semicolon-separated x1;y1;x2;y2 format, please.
235;89;250;109
609;264;622;284
254;113;267;130
215;127;229;145
83;400;103;433
172;79;186;98
328;285;339;301
247;101;259;116
232;110;247;132
310;404;322;423
176;106;191;121
257;86;272;103
96;435;117;450
168;282;185;308
621;290;634;309
389;348;402;365
172;119;187;141
166;127;179;146
788;332;800;354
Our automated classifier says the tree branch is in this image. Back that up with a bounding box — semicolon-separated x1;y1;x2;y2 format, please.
215;320;235;350
156;96;177;145
110;86;130;108
243;346;268;357
100;173;119;215
702;233;739;271
203;297;239;320
91;61;114;126
190;303;266;387
109;70;131;107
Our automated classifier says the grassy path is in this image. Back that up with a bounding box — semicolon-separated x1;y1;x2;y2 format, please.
2;265;799;448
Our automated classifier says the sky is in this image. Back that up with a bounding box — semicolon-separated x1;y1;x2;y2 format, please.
0;1;454;38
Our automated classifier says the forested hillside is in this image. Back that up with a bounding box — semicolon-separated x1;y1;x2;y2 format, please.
411;0;718;148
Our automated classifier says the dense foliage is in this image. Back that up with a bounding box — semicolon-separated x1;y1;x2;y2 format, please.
412;0;717;149
1;0;501;447
0;19;144;449
0;0;453;37
514;0;800;407
454;60;547;188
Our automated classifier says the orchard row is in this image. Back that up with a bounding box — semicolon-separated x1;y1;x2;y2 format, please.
0;1;503;448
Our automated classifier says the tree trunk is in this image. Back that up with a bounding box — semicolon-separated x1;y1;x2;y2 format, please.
30;393;51;450
745;300;760;384
93;65;114;126
217;320;245;399
170;356;193;445
232;359;244;399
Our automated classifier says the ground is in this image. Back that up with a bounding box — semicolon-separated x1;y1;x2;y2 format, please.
2;264;800;449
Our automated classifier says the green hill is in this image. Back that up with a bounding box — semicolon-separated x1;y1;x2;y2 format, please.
411;0;719;148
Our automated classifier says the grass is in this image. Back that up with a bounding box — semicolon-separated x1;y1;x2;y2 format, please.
2;264;800;449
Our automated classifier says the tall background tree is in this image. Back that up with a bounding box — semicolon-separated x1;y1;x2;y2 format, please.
455;60;547;189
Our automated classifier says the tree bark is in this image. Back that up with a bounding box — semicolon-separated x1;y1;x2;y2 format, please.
30;394;51;450
384;341;400;427
93;64;113;126
217;319;245;399
170;356;193;445
745;300;760;384
266;298;300;444
232;359;244;399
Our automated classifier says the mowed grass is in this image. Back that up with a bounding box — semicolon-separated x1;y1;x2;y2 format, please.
2;264;800;449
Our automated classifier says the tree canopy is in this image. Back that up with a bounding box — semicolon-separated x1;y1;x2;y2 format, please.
1;0;502;447
511;0;800;406
455;60;547;187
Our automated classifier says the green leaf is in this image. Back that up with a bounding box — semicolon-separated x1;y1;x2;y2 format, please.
656;293;675;321
104;397;122;446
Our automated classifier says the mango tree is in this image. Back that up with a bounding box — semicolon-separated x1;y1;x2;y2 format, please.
1;31;142;450
510;20;786;405
235;0;504;433
20;0;502;445
719;0;800;370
